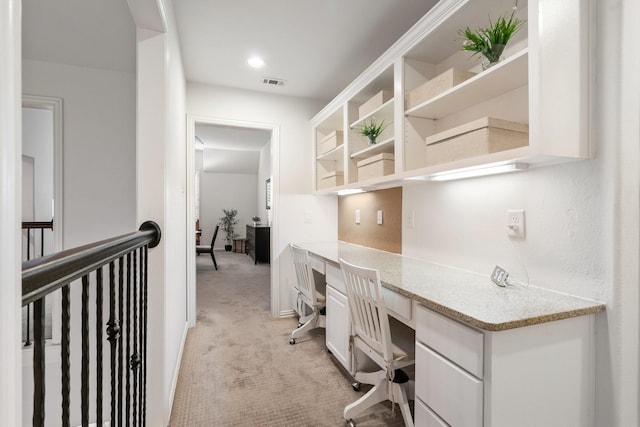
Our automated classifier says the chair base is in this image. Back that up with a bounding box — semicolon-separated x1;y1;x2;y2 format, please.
345;373;415;427
289;310;326;344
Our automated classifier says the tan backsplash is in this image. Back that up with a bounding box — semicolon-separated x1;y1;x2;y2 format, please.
338;187;402;253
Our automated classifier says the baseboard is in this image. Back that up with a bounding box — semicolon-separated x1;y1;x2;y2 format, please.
279;309;296;317
166;321;189;422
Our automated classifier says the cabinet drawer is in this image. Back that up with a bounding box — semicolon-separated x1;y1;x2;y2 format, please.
416;305;483;378
381;286;412;321
415;398;448;427
326;263;345;293
415;341;483;427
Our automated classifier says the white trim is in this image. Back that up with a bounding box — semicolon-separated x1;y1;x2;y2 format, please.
0;0;22;423
166;320;189;421
185;115;282;323
22;95;64;344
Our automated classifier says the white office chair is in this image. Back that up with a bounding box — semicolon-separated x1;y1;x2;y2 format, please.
339;258;415;427
289;243;326;345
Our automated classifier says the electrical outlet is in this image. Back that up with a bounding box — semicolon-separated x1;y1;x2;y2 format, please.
377;210;383;225
355;209;360;224
507;209;525;238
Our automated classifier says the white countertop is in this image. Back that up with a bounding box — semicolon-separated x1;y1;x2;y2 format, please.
296;241;605;331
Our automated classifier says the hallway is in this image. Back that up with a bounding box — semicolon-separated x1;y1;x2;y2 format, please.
169;251;406;426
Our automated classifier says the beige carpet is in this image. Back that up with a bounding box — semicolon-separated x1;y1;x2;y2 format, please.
169;251;409;426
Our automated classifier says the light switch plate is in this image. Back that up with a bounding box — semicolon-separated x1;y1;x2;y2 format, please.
377;210;383;225
355;209;360;224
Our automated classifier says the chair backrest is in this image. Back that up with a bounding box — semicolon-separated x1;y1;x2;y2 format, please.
339;258;393;363
211;225;219;247
290;243;318;305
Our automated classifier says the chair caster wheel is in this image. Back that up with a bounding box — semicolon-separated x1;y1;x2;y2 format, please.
289;338;296;345
351;382;361;391
346;419;356;427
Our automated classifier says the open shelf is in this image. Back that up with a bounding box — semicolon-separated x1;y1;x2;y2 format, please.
350;98;394;129
350;138;394;160
405;49;529;120
317;144;344;162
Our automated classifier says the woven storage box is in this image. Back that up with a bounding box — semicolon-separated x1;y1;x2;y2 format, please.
318;131;343;156
425;117;528;166
407;68;476;109
320;171;344;188
359;90;392;119
357;153;395;181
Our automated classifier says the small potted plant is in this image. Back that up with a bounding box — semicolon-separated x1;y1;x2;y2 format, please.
358;117;389;145
458;6;525;70
252;216;261;226
219;208;238;251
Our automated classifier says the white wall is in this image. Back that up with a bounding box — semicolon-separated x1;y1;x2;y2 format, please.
21;58;137;426
187;83;338;315
401;0;639;425
22;59;136;247
199;171;258;248
163;0;188;420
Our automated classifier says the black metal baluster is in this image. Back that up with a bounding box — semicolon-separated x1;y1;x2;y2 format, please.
33;298;45;427
40;227;45;257
125;253;131;426
117;257;124;427
81;275;90;426
141;246;147;427
107;261;119;427
131;249;139;427
96;267;104;427
25;230;32;347
61;285;70;427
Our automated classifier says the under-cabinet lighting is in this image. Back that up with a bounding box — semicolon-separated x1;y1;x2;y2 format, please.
337;188;365;196
428;163;529;181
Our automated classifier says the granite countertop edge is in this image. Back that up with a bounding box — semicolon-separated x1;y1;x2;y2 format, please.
300;241;606;332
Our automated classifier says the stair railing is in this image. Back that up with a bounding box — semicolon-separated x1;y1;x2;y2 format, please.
22;221;161;427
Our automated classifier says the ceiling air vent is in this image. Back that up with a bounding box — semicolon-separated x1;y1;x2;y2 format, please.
263;77;285;86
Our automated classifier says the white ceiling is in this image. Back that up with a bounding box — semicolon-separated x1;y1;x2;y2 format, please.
21;0;440;172
196;123;271;174
173;0;440;102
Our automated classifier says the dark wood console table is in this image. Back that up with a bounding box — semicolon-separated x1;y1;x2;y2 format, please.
246;225;270;264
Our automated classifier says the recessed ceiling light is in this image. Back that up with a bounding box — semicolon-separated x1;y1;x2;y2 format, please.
248;56;265;68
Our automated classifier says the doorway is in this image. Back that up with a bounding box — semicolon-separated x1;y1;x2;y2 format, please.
21;95;63;343
186;115;280;326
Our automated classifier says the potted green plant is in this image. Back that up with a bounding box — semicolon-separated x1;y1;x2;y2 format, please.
252;216;261;226
357;117;389;145
458;6;525;70
219;208;238;251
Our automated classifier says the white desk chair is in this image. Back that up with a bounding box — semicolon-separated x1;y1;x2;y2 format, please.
340;258;415;427
289;243;326;345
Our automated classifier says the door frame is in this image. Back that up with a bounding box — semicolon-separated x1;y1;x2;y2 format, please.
186;114;281;326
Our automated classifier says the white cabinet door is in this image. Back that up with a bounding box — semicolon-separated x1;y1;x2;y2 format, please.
326;285;351;372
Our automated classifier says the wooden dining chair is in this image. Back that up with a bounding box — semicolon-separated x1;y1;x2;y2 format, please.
196;225;219;270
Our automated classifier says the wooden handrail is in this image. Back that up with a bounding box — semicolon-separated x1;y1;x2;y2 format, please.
22;220;53;230
22;221;161;306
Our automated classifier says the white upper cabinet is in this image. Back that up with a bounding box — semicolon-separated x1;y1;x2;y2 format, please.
311;0;592;192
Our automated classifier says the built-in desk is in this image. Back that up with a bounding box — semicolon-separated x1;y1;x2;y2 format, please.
295;241;605;427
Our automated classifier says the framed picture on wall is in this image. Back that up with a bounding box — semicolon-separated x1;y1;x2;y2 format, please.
266;178;272;210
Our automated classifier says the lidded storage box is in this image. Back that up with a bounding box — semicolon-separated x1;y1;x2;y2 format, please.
357;153;395;181
318;131;343;156
359;90;392;119
425;117;528;166
407;68;476;109
319;171;344;189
